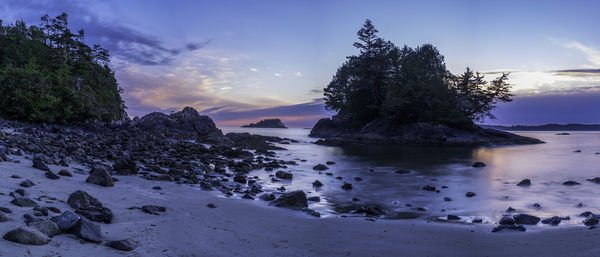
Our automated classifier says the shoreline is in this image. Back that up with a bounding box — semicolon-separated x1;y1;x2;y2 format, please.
2;156;600;256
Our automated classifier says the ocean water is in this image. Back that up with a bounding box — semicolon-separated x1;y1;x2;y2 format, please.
221;127;600;224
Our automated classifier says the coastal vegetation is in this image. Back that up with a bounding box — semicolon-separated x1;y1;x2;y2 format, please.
0;13;126;123
324;19;512;130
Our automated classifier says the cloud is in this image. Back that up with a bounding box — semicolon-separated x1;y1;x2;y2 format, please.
560;40;600;66
0;0;208;66
295;71;302;77
250;68;259;72
274;73;282;77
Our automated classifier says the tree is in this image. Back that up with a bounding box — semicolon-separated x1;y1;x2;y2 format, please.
450;68;512;121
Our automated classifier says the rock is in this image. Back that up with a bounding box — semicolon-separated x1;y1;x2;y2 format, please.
443;197;452;202
341;182;353;190
586;177;600;184
233;174;247;184
51;210;81;232
112;155;139;175
513;214;540;225
385;212;421;220
492;224;526;232
106;239;136;251
3;226;50;245
0;212;10;222
312;180;323;187
562;181;580;186
19;180;35;187
499;216;515;225
32;155;50;171
517;179;531;186
0;207;12;213
45;171;60;180
532;203;541;208
72;218;102;242
312;164;329;170
506;207;516;212
271;191;308;209
58;169;72;177
447;215;461;220
422;185;436;191
141;205;166;215
75;208;114;224
303;208;321;217
152;186;162;190
11;197;38;207
15;188;25;196
275;171;293;180
85;167;114;187
136;107;222;139
30;220;61;237
584;215;600;226
472;162;486;167
580;211;593;217
68;191;103;210
307;196;321;202
241;194;255;200
472;218;483;223
465;192;476;197
541;216;569;226
206;203;217;208
326;161;336;165
259;193;276;201
395;169;410;174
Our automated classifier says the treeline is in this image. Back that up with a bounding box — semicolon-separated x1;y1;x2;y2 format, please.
324;20;512;129
0;13;126;122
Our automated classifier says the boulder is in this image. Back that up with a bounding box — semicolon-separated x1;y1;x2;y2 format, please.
492;224;526;232
513;214;540;225
499;216;515;225
465;192;476;197
312;164;329;170
341;182;353;190
517;179;531;186
312;180;323;187
45;171;60;180
141;205;166;215
3;226;50;245
68;191;103;210
58;169;72;177
136;107;222;140
271;191;308;209
32;154;50;171
30;220;61;237
105;239;136;251
85;167;114;187
19;180;35;187
51;210;81;232
72;218;102;242
541;216;569;226
11;197;38;207
112;155;139;175
563;181;580;186
422;185;436;191
275;171;293;180
447;215;461;220
584;215;600;226
0;212;10;222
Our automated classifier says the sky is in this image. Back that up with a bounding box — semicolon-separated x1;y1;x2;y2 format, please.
1;0;599;126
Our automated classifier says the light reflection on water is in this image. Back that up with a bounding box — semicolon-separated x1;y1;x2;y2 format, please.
221;127;600;224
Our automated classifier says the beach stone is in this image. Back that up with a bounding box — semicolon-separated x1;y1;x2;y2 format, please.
75;208;113;224
51;210;81;232
584;215;600;226
259;193;276;201
72;218;102;242
68;191;102;210
112;155;139;175
45;171;60;180
206;203;217;208
443;197;452;201
492;224;526;232
0;212;10;222
472;162;486;167
312;180;323;187
580;211;593;217
447;215;461;220
0;207;12;213
3;226;50;245
30;220;61;237
11;197;38;207
313;164;329;170
32;155;50;171
46;206;60;214
19;180;35;187
326;161;336;165
465;192;476;197
499;216;515;225
15;188;25;196
341;182;353;190
513;214;540;225
141;205;166;215
58;169;72;177
303;208;321;217
422;185;436;191
541;216;569;226
506;207;516;212
532;203;542;208
562;181;580;186
233;174;247;184
272;190;308;209
85;167;114;187
517;179;531;186
472;218;483;223
106;239;136;251
23;214;41;225
275;171;293;180
586;177;600;184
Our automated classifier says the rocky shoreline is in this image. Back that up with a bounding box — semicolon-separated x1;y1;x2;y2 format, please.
309;117;544;146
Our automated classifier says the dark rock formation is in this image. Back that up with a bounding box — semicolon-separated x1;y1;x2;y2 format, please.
513;214;540;225
3;226;50;245
135;107;222;140
85;167;114;187
242;118;287;128
271;191;308;209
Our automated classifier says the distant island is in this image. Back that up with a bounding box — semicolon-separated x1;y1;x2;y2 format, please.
310;20;542;146
482;124;600;131
242;118;287;128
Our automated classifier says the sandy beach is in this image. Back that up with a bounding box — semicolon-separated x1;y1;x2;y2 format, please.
1;156;599;257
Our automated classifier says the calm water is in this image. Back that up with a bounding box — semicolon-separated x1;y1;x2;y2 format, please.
221;127;600;224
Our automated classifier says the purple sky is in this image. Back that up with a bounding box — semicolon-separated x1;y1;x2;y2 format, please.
1;0;599;127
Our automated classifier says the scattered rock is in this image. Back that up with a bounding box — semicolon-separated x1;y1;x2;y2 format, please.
513;214;540;225
492;224;526;232
499;216;515;225
141;205;166;215
45;171;60;180
19;180;35;187
275;171;293;180
206;203;217;208
395;169;410;174
326;161;336;165
506;207;516;212
447;215;461;220
51;210;81;232
584;215;600;226
465;192;476;197
233;174;247;184
313;164;329;170
443;197;452;202
271;191;308;209
11;197;38;207
312;180;323;187
541;216;569;226
422;185;436;191
105;239;136;251
472;162;486;168
532;203;541;208
72;218;102;242
0;212;10;222
32;155;50;171
241;194;255;200
30;220;61;237
562;181;580;186
341;182;353;190
517;179;531;186
586;177;600;184
152;186;162;190
307;196;320;202
0;207;12;213
3;226;50;245
85;167;114;187
58;169;72;177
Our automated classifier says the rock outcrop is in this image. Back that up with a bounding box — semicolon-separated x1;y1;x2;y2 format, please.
135;107;222;140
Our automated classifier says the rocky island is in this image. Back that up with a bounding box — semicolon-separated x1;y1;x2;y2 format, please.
242;118;287;128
